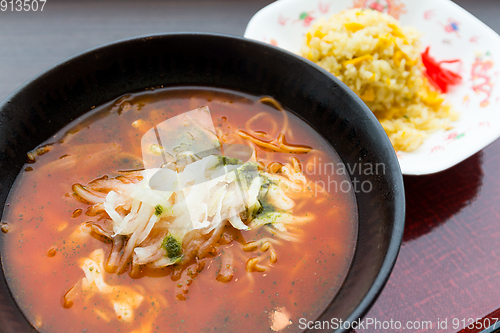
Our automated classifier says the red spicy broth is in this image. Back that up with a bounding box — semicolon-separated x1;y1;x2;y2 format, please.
0;87;357;333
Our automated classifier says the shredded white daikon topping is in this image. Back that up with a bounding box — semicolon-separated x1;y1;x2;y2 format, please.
105;156;258;242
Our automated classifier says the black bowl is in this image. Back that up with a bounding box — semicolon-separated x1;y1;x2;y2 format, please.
0;33;405;333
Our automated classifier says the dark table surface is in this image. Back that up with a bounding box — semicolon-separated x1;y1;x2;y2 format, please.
2;1;500;333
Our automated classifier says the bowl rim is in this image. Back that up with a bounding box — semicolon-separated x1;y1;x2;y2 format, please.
0;32;405;333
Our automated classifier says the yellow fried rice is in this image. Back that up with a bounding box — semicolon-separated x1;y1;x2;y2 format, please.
301;8;458;151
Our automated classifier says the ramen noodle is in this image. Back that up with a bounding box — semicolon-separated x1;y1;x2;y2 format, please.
1;87;357;333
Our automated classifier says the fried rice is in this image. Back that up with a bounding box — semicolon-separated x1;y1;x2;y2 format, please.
301;8;458;151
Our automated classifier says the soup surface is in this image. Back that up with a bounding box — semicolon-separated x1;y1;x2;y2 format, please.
1;87;357;333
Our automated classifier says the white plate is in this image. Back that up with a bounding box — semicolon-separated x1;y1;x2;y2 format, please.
244;0;500;175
